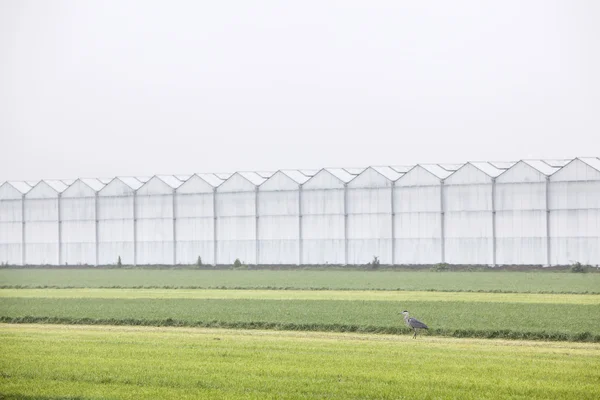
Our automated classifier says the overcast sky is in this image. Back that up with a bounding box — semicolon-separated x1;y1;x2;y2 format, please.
1;0;598;181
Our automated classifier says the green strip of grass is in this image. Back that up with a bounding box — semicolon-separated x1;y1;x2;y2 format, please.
1;297;598;342
1;288;598;304
1;324;599;400
1;269;599;293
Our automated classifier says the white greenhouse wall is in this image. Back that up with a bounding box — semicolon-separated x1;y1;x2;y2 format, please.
216;174;257;264
301;170;346;264
24;195;59;265
444;164;494;265
98;180;134;265
495;162;548;265
257;181;300;265
0;200;22;265
394;166;443;264
136;178;174;265
549;160;600;265
347;169;393;264
2;158;598;267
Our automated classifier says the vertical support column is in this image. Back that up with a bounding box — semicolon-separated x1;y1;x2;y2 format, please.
298;185;303;266
172;189;177;265
57;193;62;265
545;176;551;266
343;183;348;266
391;182;395;265
255;187;259;265
440;181;446;264
133;192;137;266
213;187;217;266
491;178;497;267
94;192;99;266
21;194;25;266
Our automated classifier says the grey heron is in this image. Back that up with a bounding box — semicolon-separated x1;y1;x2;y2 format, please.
401;310;428;338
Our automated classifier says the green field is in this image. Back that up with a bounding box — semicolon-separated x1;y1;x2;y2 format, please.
1;324;599;400
1;289;599;341
2;269;599;293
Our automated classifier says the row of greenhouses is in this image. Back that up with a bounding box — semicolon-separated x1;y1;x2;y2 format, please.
1;157;599;266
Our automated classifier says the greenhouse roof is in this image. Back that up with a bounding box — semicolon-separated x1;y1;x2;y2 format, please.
3;157;598;194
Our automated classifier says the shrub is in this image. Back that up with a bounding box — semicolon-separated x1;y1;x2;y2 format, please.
369;256;380;269
233;258;242;269
431;263;450;272
571;262;587;273
117;256;122;268
196;256;203;267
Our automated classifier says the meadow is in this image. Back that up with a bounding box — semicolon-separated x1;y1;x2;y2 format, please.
1;324;599;400
1;268;599;399
2;268;600;293
1;289;599;341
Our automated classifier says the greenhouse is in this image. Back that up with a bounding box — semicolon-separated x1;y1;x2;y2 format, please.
0;157;598;266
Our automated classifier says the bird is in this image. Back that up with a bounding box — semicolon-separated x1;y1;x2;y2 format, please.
400;310;429;338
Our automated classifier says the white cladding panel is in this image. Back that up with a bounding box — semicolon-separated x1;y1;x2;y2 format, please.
445;238;493;265
25;221;58;243
61;180;96;198
302;215;344;240
176;216;214;265
346;188;391;214
217;240;256;264
394;186;441;213
303;170;345;190
61;219;95;265
550;210;600;238
258;191;299;216
25;243;57;265
496;238;547;265
259;216;299;240
25;199;58;221
550;237;600;265
177;241;214;265
98;219;134;265
445;163;492;185
495;211;547;265
348;168;392;188
348;239;392;264
396;166;441;187
0;200;22;222
175;194;214;218
395;239;442;264
302;239;345;264
98;196;133;219
496;183;546;211
301;189;344;215
445;211;493;264
0;243;21;264
217;192;256;217
259;171;299;191
347;214;391;239
444;185;492;212
60;198;95;221
0;222;21;244
136;219;173;241
258;240;299;264
394;212;441;239
136;195;173;219
217;216;255;240
548;181;600;210
136;242;174;265
496;161;546;183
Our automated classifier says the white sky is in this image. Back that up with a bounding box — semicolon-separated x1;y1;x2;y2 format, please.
1;0;599;181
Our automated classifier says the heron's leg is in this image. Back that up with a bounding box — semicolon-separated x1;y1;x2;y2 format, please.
413;328;416;339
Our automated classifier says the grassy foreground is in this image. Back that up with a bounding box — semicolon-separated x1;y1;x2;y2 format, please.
2;295;599;341
2;269;599;293
1;324;599;400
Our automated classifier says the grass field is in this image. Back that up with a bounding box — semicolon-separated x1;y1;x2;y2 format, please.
2;290;599;341
1;324;599;400
2;269;600;293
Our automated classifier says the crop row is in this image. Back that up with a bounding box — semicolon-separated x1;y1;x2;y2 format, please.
1;269;599;293
1;298;598;342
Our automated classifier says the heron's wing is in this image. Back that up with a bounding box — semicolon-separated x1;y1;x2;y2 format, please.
409;318;428;329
